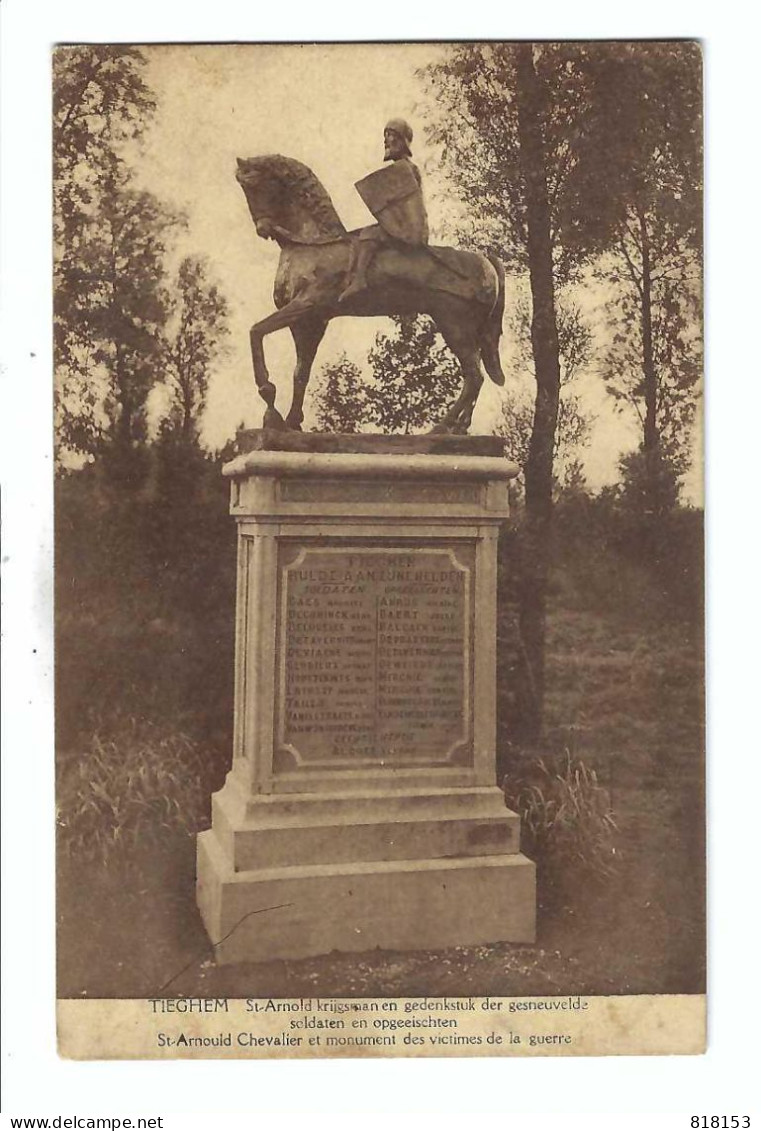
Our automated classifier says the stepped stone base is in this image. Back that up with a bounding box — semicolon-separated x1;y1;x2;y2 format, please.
211;779;523;869
197;825;536;965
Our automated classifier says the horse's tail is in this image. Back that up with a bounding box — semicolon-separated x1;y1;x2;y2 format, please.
481;254;506;386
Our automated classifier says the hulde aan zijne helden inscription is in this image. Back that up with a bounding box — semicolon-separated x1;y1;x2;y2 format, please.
278;546;473;767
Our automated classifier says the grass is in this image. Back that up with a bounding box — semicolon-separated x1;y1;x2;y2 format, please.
503;749;619;883
57;718;213;865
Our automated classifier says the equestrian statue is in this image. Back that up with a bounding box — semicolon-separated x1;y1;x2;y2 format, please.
236;119;506;435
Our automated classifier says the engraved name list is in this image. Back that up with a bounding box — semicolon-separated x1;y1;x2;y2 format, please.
277;547;473;766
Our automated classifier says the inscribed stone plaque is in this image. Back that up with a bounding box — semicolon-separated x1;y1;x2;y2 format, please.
278;480;482;505
276;545;474;767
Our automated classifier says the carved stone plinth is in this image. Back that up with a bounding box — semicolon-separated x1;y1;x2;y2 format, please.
196;433;536;964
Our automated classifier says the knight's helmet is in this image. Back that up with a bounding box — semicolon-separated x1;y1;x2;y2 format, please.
385;118;413;157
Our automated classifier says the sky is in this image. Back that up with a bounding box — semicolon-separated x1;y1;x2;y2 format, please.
129;43;697;497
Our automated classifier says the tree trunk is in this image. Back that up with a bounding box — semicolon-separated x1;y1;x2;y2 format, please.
514;43;563;744
114;344;133;450
182;384;194;444
638;205;658;456
637;204;663;521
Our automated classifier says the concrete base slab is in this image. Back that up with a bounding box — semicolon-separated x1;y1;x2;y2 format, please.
197;828;536;964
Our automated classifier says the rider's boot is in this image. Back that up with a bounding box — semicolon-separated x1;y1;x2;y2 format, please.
338;242;375;303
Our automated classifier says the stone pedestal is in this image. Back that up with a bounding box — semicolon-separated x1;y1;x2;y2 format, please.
197;432;536;963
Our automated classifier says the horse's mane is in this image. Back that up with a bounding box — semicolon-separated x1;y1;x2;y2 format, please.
239;154;347;238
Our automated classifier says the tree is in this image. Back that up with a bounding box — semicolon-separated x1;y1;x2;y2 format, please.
308;318;462;435
365;316;462;434
591;45;702;491
602;261;701;479
421;41;701;738
495;386;590;483
309;354;368;433
616;445;681;523
421;44;624;280
160;257;230;445
499;293;593;479
53;46;182;468
54;46;155;177
56;169;181;463
423;44;588;738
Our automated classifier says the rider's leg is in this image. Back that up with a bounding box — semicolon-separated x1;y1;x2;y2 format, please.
338;244;375;301
338;227;383;302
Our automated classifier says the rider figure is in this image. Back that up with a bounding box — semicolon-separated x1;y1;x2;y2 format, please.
338;118;429;303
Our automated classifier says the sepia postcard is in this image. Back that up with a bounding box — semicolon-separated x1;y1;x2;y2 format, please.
52;40;705;1060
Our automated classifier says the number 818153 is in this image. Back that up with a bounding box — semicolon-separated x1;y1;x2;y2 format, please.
691;1119;750;1128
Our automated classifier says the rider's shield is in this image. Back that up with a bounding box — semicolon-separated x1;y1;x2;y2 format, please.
355;160;429;246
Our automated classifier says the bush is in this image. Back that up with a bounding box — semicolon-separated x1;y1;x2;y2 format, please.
55;451;236;754
503;748;619;883
550;490;703;625
57;717;214;865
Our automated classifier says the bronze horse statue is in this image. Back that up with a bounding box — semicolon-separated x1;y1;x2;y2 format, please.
236;155;506;434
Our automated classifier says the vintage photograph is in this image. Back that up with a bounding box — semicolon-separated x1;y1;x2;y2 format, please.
53;41;704;1052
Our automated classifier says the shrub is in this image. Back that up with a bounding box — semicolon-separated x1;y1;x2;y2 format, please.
503;748;619;883
57;717;214;865
55;456;236;753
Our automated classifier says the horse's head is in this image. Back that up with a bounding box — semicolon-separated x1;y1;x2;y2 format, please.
236;155;346;243
236;157;283;238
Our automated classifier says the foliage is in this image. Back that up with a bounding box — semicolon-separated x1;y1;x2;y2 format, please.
590;43;703;484
53;46;185;466
421;43;702;737
503;749;619;881
599;242;701;474
496;389;590;484
53;45;156;185
421;44;625;279
549;481;704;624
365;315;462;434
505;292;594;388
420;40;702;472
616;446;682;520
580;43;702;248
309;317;463;435
57;718;211;864
584;450;704;616
55;166;183;463
55;456;236;755
310;353;368;433
497;293;593;478
421;44;585;739
160;256;230;443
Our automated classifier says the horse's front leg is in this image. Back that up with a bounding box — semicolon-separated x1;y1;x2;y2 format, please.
286;317;327;431
249;297;316;429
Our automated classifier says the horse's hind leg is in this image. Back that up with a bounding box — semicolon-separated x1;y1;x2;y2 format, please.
286;317;327;431
431;320;485;435
453;352;484;433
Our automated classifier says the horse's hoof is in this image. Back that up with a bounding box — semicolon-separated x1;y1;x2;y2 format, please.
285;418;303;432
428;422;454;435
263;406;288;431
